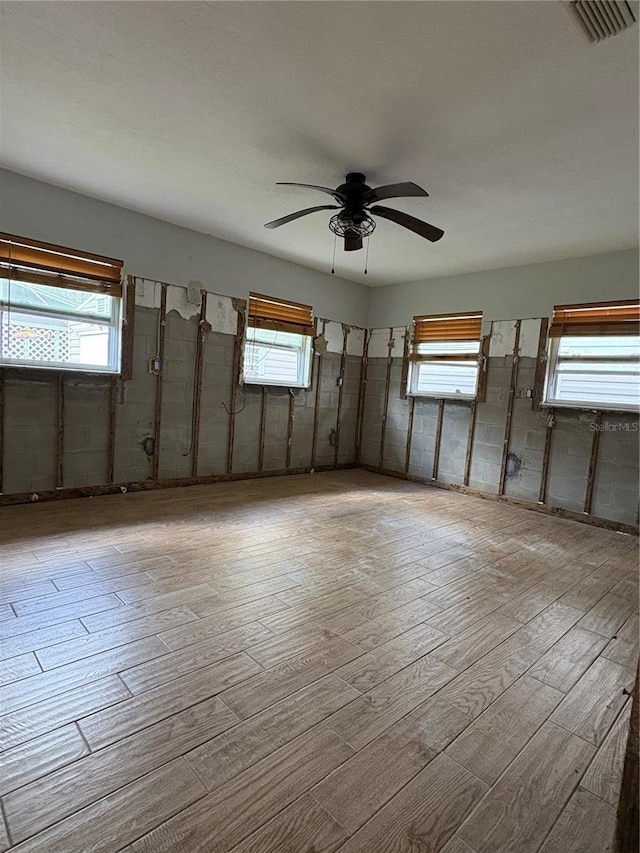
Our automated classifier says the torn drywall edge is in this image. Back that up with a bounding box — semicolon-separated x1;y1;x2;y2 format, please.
324;320;346;354
134;278;162;309
519;318;543;358
206;294;239;335
367;326;407;358
166;284;201;320
489;319;517;357
347;327;366;357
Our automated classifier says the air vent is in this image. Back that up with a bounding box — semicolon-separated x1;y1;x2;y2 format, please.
564;1;638;42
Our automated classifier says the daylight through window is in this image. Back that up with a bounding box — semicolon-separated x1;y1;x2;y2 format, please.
408;311;483;399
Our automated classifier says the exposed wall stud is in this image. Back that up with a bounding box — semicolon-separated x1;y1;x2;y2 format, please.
404;396;416;475
151;284;167;481
476;335;491;402
532;317;549;411
333;325;350;466
227;299;246;475
120;277;136;382
584;410;602;514
432;398;445;480
286;390;295;469
311;319;327;468
539;407;555;504
399;325;410;401
499;320;522;495
378;327;395;470
55;373;65;489
107;377;117;484
0;369;4;493
463;400;477;487
355;329;371;464
258;386;268;472
190;291;207;478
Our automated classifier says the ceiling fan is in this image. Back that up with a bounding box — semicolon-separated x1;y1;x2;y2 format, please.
264;172;444;252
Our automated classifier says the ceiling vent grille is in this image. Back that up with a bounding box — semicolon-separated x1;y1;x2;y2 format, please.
564;1;638;42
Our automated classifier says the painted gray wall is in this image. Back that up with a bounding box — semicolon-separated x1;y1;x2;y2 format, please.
0;169;369;327
367;249;639;329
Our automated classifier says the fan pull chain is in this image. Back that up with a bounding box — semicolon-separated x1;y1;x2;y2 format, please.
330;233;337;275
364;237;370;275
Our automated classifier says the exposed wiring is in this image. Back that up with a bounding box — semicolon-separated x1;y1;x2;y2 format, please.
221;383;247;416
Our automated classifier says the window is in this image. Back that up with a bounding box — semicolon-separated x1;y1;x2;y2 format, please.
544;300;640;411
243;292;314;387
0;233;123;373
408;311;483;399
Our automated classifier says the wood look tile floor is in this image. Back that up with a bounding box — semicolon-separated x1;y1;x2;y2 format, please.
0;470;637;853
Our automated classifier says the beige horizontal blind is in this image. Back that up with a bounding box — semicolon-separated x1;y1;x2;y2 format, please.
0;232;123;297
549;300;640;338
248;292;314;336
412;312;482;361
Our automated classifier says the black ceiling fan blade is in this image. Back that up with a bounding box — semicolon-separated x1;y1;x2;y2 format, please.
363;182;429;204
264;205;339;229
344;231;363;252
276;182;346;203
370;205;444;242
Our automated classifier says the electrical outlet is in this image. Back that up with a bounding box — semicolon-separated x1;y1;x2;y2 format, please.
148;356;162;375
336;376;343;387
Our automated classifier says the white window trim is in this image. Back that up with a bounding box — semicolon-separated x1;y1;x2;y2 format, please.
0;284;122;374
242;326;313;389
407;342;481;401
543;335;640;414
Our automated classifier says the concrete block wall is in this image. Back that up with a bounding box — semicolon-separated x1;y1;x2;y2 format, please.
360;318;639;529
0;279;365;498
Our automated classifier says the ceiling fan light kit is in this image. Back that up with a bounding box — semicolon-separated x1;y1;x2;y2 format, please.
265;173;444;257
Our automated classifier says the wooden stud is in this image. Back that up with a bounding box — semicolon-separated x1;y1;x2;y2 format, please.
0;369;4;494
107;377;117;484
258;386;267;472
227;299;246;475
432;398;445;481
532;317;549;411
539;407;555;504
584;410;602;515
120;277;136;383
286;391;294;470
333;325;349;467
463;400;477;487
55;373;65;489
151;285;167;481
378;328;395;471
498;320;521;496
190;292;207;478
404;396;416;475
476;335;491;403
399;326;410;401
355;329;370;464
311;320;327;468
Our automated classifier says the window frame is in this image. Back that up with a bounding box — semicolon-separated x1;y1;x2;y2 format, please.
0;233;126;377
542;300;640;413
242;292;315;389
407;311;483;402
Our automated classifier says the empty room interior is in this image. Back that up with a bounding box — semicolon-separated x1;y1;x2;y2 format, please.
0;2;639;852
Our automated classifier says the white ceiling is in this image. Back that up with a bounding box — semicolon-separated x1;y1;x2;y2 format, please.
1;1;638;287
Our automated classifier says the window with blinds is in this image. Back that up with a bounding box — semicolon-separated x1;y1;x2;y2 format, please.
544;300;640;411
408;311;483;399
243;292;314;387
0;233;124;373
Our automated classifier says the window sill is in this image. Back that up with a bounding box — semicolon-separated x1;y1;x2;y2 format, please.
243;379;310;390
407;393;476;402
0;362;120;378
541;401;640;415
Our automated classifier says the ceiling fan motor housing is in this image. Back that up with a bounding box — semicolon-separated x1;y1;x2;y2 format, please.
336;173;371;218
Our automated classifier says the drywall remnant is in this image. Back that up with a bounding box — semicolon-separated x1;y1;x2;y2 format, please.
134;278;162;309
206;294;239;335
519;318;543;358
185;280;203;305
324;320;346;354
347;327;366;357
367;326;406;358
314;334;328;355
489;319;518;357
166;284;200;320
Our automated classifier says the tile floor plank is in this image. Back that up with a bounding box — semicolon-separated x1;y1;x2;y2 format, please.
459;721;595;853
337;753;488;853
538;787;616;853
